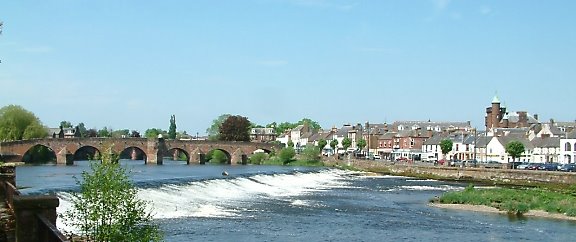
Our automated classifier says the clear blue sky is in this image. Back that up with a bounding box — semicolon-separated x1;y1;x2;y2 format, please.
1;0;575;134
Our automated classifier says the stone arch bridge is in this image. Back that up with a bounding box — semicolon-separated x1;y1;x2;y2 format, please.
0;138;281;165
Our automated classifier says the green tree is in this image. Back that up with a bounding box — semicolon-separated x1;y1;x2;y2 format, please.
206;114;231;141
357;138;367;153
168;115;177;139
97;127;112;137
249;152;268;165
278;147;296;164
60;120;73;128
506;140;525;167
0;105;48;141
77;123;88;137
219;115;251;141
330;139;339;154
130;130;141;138
64;145;162;242
296;118;321;132
111;129;130;138
301;145;320;162
287;140;294;147
341;137;352;151
317;139;327;151
145;128;165;139
440;139;453;160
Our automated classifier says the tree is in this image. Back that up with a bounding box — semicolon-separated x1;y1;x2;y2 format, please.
287;140;294;147
301;145;320;162
506;140;525;167
77;123;88;137
317;139;327;151
330;139;339;154
249;152;268;165
440;139;453;160
357;138;367;153
60;121;73;128
111;129;130;138
219;115;251;141
207;150;229;163
341;137;352;151
168;115;177;139
130;130;141;138
145;128;165;139
206;114;231;140
278;147;296;164
63;145;162;241
86;128;98;137
296;118;321;132
97;127;112;137
0;105;47;141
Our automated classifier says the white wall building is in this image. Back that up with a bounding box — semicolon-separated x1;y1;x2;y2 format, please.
560;131;576;163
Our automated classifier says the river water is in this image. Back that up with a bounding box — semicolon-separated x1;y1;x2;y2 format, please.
16;161;575;242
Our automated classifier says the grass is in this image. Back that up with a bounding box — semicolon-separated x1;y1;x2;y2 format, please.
436;184;576;216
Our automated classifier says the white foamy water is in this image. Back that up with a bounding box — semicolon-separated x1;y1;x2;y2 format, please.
381;185;461;192
57;169;352;232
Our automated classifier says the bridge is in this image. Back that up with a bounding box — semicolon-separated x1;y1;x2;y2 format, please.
0;137;281;165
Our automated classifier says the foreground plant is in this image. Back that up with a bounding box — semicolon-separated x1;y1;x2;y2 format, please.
64;146;162;242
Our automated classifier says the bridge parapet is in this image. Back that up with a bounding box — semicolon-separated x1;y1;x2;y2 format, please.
1;138;281;165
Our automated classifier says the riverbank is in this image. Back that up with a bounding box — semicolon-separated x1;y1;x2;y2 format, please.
428;203;576;221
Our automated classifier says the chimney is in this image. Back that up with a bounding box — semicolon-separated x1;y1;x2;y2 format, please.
534;114;539;121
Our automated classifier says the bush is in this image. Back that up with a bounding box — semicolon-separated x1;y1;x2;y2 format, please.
249;152;268;165
278;147;296;164
300;145;320;162
63;147;162;242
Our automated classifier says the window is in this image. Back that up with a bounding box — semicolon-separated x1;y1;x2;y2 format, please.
566;142;572;151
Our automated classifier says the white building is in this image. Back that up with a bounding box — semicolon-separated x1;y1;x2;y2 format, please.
560;131;576;163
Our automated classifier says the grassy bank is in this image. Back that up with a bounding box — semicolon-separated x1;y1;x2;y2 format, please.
434;185;576;216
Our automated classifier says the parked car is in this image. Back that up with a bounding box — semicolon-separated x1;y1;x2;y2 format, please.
537;163;558;171
559;164;576;172
464;159;478;167
516;162;530;170
527;163;544;170
373;154;382;160
481;160;502;169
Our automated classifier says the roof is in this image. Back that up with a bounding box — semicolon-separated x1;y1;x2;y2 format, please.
422;134;448;145
474;136;491;148
501;111;539;124
531;137;560;148
566;130;576;139
496;136;534;150
391;121;471;131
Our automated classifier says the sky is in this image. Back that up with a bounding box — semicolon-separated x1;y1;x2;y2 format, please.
1;0;575;134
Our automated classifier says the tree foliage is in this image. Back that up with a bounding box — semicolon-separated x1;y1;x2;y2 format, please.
63;145;162;242
97;127;112;137
249;152;268;165
268;118;322;135
219;115;251;141
168;115;177;139
301;145;320;162
330;139;339;152
287;140;294;147
341;137;352;151
206;114;231;141
145;128;165;139
506;141;525;161
317;139;327;151
357;138;367;152
60;120;73;128
130;130;141;138
440;139;453;158
278;147;296;164
0;105;47;141
76;123;88;137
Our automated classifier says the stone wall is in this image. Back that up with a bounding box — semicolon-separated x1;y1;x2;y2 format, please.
325;159;576;185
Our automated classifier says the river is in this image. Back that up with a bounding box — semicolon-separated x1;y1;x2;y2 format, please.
16;160;576;242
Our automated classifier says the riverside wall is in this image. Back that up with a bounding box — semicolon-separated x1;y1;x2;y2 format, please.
324;159;576;185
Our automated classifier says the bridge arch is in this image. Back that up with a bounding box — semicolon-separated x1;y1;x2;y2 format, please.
119;146;148;164
73;146;101;162
167;148;189;163
22;144;56;164
206;149;232;164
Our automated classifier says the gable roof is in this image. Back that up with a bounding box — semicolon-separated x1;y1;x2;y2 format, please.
531;137;560;148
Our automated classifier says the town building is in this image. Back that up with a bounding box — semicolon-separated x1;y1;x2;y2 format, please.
560;130;576;163
250;128;277;142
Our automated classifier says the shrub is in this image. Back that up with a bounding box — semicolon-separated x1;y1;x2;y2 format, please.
249;152;268;165
63;147;162;242
278;147;296;164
